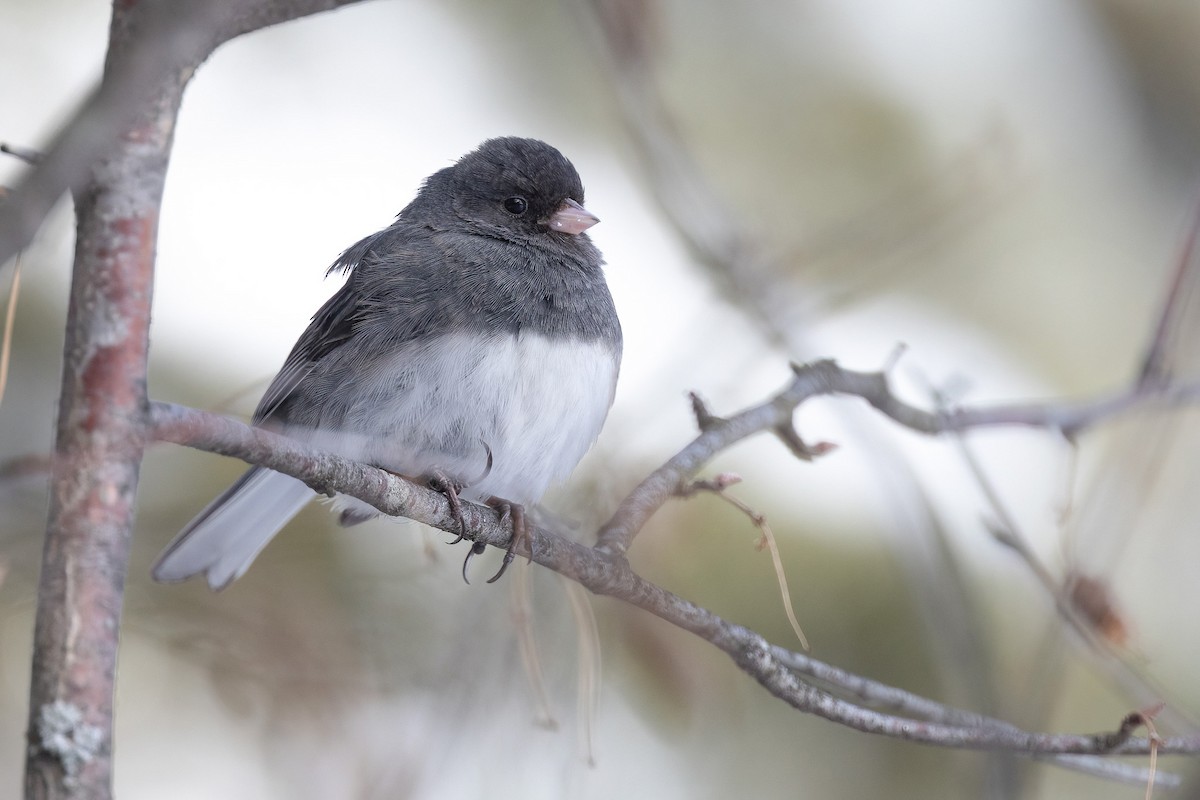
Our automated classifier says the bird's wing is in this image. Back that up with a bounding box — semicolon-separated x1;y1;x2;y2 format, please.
253;276;362;423
251;224;436;424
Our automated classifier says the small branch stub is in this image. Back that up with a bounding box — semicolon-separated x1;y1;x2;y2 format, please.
773;421;837;462
688;391;723;431
1;142;44;166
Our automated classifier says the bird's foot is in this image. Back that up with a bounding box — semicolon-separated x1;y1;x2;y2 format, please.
426;469;469;545
484;498;528;584
459;497;528;584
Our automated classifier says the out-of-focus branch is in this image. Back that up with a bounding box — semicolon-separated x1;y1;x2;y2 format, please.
20;2;365;799
1138;199;1200;387
149;376;1200;785
571;0;789;346
0;0;362;270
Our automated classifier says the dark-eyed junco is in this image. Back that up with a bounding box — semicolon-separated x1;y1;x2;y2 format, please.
153;137;622;590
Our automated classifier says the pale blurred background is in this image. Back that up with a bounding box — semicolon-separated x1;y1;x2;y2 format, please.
3;0;1200;797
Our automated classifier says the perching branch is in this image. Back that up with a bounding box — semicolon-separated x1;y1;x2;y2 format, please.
148;350;1200;788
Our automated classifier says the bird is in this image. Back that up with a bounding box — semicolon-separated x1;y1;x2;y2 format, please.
152;137;622;590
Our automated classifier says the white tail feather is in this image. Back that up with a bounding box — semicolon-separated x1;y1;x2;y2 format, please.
152;467;313;590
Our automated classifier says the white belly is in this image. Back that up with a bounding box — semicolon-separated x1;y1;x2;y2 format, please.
303;331;618;505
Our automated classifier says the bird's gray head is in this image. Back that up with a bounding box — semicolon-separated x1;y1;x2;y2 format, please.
414;137;599;241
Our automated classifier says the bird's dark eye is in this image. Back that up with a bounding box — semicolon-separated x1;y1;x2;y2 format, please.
503;196;528;215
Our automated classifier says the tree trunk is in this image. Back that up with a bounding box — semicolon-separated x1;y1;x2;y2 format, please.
23;4;182;797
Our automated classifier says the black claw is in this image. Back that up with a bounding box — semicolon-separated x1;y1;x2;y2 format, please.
486;547;516;584
461;540;486;584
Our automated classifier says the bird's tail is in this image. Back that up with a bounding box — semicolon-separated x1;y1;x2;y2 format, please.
152;467;313;590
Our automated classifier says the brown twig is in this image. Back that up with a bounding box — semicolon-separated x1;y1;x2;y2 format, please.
0;452;53;482
678;474;809;649
0;254;20;409
510;565;558;731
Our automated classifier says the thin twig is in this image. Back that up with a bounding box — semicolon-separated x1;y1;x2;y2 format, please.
678;474;809;650
562;577;602;767
0;254;20;409
1138;197;1200;387
1;143;43;166
510;564;557;730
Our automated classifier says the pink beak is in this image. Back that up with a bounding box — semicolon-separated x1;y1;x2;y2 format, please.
546;197;599;235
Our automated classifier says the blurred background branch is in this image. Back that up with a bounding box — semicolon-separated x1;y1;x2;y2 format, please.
0;0;362;269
